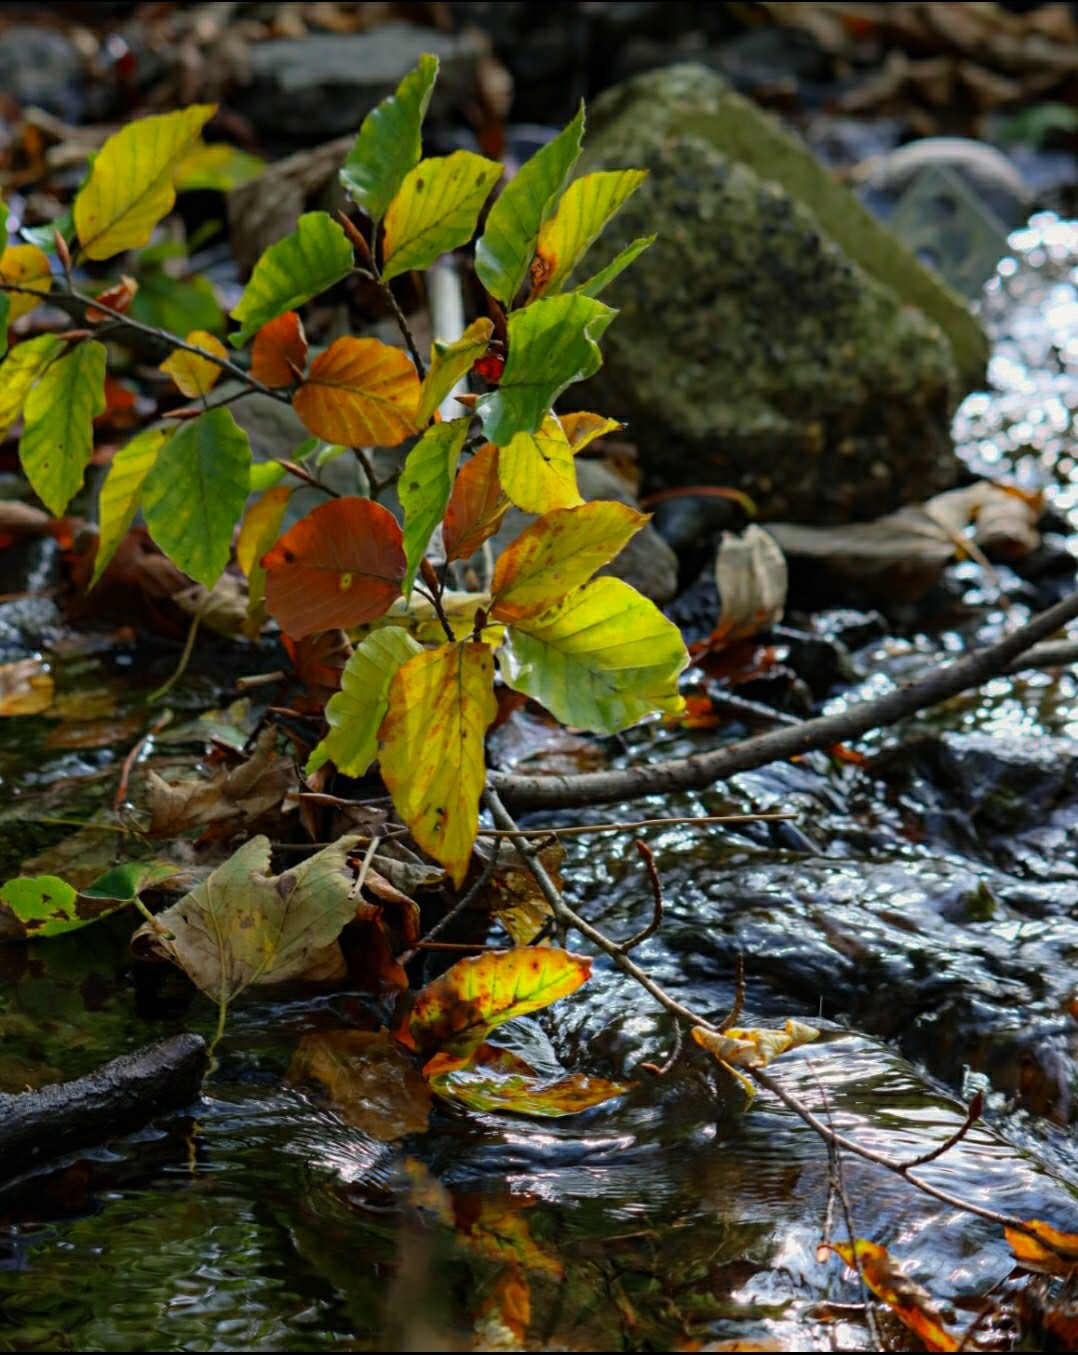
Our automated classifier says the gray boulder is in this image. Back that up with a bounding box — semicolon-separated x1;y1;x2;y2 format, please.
574;65;989;523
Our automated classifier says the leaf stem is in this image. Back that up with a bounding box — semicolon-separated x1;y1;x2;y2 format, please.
351;266;426;378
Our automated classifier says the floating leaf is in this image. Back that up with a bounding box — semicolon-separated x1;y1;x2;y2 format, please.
473;1266;531;1350
90;427;168;588
133;834;360;1007
19;341;107;516
0;658;54;716
455;1194;565;1280
159;330;227;397
443;443;510;562
1005;1219;1078;1277
382;151;502;282
490;501;645;623
340;53;439;224
575;234;656;298
829;1240;958;1352
236;484;292;630
0;335;64;440
0;862;179;940
74;105;216;261
307;627;423;777
262;496;406;639
497;415;581;514
475;105;584;305
432;1042;629;1117
403;946;592;1076
501;577;688;733
692;1019;819;1071
289;1029;432;1141
293;336;420;447
476;294;614;446
418;317;492;425
559;411;621;452
250;311;307;387
229;212;354;347
142;406;251;588
0;244;52;322
400;417;471;595
530;170;646;299
379;642;497;886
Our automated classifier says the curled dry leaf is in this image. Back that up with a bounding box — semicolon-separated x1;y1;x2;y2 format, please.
828;1240;958;1352
145;727;293;836
708;524;788;649
288;1029;432;1141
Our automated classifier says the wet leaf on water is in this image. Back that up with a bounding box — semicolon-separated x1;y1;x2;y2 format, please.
145;727;294;836
418;318;492;425
250;311;308;387
381;151;502;282
432;1041;630;1117
443;444;511;563
473;1265;531;1350
229;212;354;346
0;861;180;940
158;330;227;398
288;1028;432;1140
454;1193;565;1279
263;497;406;639
472;839;563;945
344;912;410;993
74;105;216;260
132;833;361;1006
1005;1218;1078;1277
401;946;592;1075
293;336;420;448
379;641;497;886
490;501;646;623
0;658;54;716
827;1240;958;1352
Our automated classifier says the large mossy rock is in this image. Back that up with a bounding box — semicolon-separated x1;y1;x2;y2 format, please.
576;66;990;523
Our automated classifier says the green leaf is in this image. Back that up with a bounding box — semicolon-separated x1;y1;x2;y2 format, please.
0;334;64;440
340;53;439;224
91;427;168;588
431;1043;630;1117
249;460;287;491
382;152;502;282
130;265;223;337
476;293;614;446
400;417;471;596
475;105;584;305
19;340;107;516
418;317;493;425
530;170;646;298
307;627;423;778
142;407;252;587
575;234;656;298
74;105;216;261
20;209;75;255
0;861;179;939
501;577;688;733
229;212;354;347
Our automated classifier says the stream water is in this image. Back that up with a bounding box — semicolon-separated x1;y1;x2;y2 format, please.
2;215;1078;1352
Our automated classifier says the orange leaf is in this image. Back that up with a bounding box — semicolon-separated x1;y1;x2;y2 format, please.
442;443;510;563
262;497;405;638
559;411;621;453
250;311;308;387
1005;1219;1078;1277
829;1240;958;1352
86;275;138;323
293;336;419;447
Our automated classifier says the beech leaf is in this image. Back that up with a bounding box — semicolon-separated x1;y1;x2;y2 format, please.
74;105;216;261
418;317;493;425
559;411;622;452
19;341;107;516
306;627;423;778
476;293;614;446
229;212;354;347
0;335;64;441
828;1241;959;1352
442;443;510;563
1005;1219;1078;1277
250;311;308;387
159;330;227;397
141;406;252;588
90;427;168;589
382;151;502;282
497;414;581;514
400;417;471;596
379;641;497;886
0;244;52;321
530;170;646;299
0;862;180;940
236;484;292;630
293;336;420;447
575;234;656;298
340;53;439;224
431;1042;629;1117
262;497;406;638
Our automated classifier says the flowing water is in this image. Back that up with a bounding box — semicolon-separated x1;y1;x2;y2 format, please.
2;217;1078;1351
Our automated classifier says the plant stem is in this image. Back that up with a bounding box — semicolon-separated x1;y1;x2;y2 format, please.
353;267;426;378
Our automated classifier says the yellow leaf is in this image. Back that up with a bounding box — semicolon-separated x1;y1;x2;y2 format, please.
293;336;419;447
498;414;582;514
692;1019;819;1070
0;245;52;321
490;501;646;624
74;105;217;261
418;316;492;425
829;1240;958;1352
382;151;502;282
530;170;646;299
236;484;292;632
159;330;227;397
379;641;497;886
560;411;621;453
1005;1219;1078;1277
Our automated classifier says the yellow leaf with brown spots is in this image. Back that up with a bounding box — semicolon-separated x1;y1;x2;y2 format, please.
530;170;646;299
0;244;52;322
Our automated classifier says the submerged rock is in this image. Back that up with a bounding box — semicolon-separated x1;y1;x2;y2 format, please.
575;64;988;522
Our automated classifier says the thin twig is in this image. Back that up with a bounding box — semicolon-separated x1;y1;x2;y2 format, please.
639;1020;683;1077
277;459;341;497
352;266;427;378
899;1090;984;1169
618;840;664;952
716;953;746;1033
490;587;1078;810
475;813;794;838
397;840;503;966
115;712;172;809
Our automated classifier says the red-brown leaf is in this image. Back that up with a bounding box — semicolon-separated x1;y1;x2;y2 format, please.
250;311;308;387
443;444;510;563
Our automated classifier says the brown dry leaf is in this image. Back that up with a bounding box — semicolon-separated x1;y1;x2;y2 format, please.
288;1028;432;1141
0;658;54;716
828;1240;958;1351
171;575;250;639
473;839;564;945
146;727;293;836
344;910;410;993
